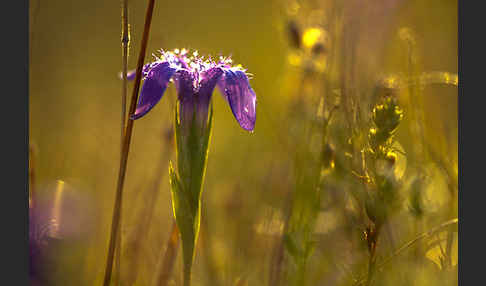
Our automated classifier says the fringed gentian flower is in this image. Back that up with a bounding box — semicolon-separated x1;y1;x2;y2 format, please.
128;49;256;131
126;49;257;286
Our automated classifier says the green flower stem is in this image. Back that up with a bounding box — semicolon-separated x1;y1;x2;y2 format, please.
170;104;213;286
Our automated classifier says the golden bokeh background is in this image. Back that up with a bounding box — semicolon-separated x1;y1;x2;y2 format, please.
29;0;457;285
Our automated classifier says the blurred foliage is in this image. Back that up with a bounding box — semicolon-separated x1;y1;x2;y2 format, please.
29;0;457;285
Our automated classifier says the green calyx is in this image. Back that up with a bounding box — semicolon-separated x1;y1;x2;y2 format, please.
170;103;213;286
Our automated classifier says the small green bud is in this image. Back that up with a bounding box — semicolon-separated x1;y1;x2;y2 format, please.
372;97;404;135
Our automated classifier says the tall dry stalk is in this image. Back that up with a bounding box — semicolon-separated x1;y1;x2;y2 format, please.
114;0;130;284
102;0;156;284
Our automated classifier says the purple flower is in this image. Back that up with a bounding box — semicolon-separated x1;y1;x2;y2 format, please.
127;49;257;131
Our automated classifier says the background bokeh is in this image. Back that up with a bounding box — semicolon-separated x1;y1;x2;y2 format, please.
29;0;457;285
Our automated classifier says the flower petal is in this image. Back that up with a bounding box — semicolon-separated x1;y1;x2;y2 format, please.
173;69;197;124
131;62;175;120
218;70;257;131
173;69;196;102
126;70;136;81
192;67;224;126
199;67;224;97
123;63;153;81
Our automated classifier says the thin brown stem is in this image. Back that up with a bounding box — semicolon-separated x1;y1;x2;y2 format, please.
365;224;381;286
120;0;130;151
114;0;130;284
121;0;129;144
102;0;156;285
155;222;180;286
114;213;122;286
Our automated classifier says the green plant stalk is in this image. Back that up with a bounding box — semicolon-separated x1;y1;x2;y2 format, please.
285;83;326;286
102;0;156;284
403;29;426;165
269;68;325;286
170;104;213;286
268;74;306;286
